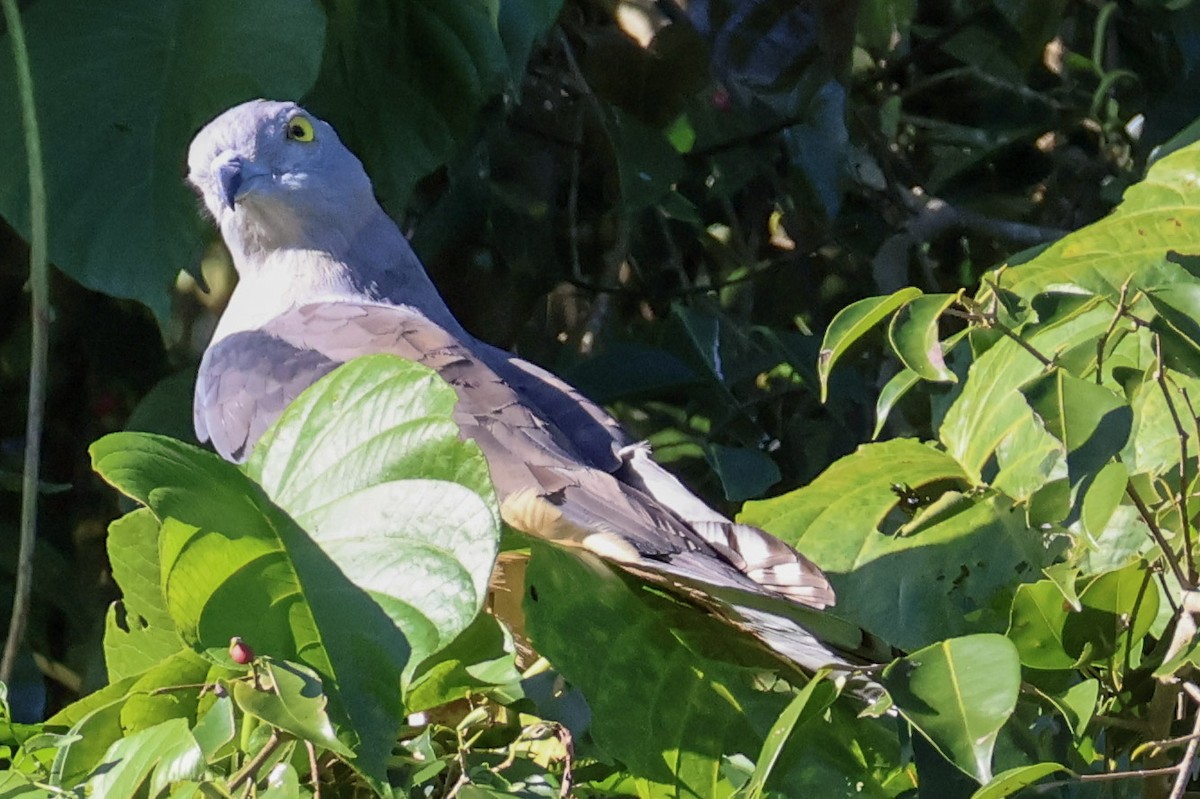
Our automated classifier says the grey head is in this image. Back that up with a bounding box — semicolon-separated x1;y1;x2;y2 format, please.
186;100;381;265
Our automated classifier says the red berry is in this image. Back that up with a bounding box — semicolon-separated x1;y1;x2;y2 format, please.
711;87;731;112
229;636;254;665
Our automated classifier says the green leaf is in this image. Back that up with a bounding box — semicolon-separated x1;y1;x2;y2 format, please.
1124;368;1200;477
939;296;1113;485
881;634;1021;783
259;763;303;799
969;762;1070;799
733;673;839;799
92;432;406;780
0;0;326;321
232;659;352;756
246;354;500;661
1064;561;1160;667
740;441;1044;649
1006;581;1074;669
92;356;501;782
104;508;183;681
0;771;55;798
1020;370;1132;524
873;367;920;439
119;650;220;734
190;694;235;760
888;293;958;382
407;612;522;714
47;677;139;785
818;288;922;401
84;717;204;798
1081;461;1128;539
1040;678;1099;741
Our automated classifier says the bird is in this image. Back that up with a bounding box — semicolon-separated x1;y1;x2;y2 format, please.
186;99;878;682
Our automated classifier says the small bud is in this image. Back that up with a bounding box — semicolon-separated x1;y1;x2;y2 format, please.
229;636;254;665
711;87;731;112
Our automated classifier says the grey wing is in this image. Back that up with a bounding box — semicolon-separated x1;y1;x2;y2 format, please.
196;301;844;667
489;348;837;610
195;333;341;463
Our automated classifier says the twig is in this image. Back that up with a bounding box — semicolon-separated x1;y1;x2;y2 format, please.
1127;484;1192;589
1169;685;1200;799
944;305;1054;368
1074;764;1188;782
228;729;283;792
1095;277;1131;385
0;0;49;685
1155;334;1196;582
305;740;320;799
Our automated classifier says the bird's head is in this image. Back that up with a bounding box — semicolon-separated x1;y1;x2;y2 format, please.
187;99;376;259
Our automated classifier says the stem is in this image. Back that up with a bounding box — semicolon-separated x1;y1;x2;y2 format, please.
228;729;283;791
1155;335;1196;582
1169;689;1200;799
0;0;49;685
1095;278;1131;385
1127;484;1191;589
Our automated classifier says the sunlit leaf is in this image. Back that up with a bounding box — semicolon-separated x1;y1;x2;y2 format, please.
85;718;204;798
1006;581;1074;669
91;356;501;783
882;634;1021;783
818;288;922;401
888;293;958;382
969;762;1070;799
232;659;352;756
874;367;920;439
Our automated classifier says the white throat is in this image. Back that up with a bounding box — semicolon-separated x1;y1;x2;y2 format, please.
211;248;360;345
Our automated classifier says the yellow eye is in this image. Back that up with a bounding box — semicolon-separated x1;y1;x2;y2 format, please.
285;116;315;142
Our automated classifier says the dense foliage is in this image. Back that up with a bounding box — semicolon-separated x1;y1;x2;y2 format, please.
4;0;1200;797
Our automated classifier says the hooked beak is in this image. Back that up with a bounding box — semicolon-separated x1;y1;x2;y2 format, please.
213;153;271;210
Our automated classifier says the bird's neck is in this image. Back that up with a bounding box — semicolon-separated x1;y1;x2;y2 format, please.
212;208;467;345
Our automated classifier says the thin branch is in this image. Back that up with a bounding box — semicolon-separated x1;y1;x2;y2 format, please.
1169;686;1200;799
305;740;320;799
228;729;283;792
1155;334;1196;582
0;0;49;685
1095;277;1131;385
944;305;1055;368
1127;484;1192;589
1075;764;1188;782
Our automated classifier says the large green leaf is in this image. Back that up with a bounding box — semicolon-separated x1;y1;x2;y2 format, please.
0;0;326;321
91;356;501;782
245;354;499;660
740;440;1044;649
882;634;1021;783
